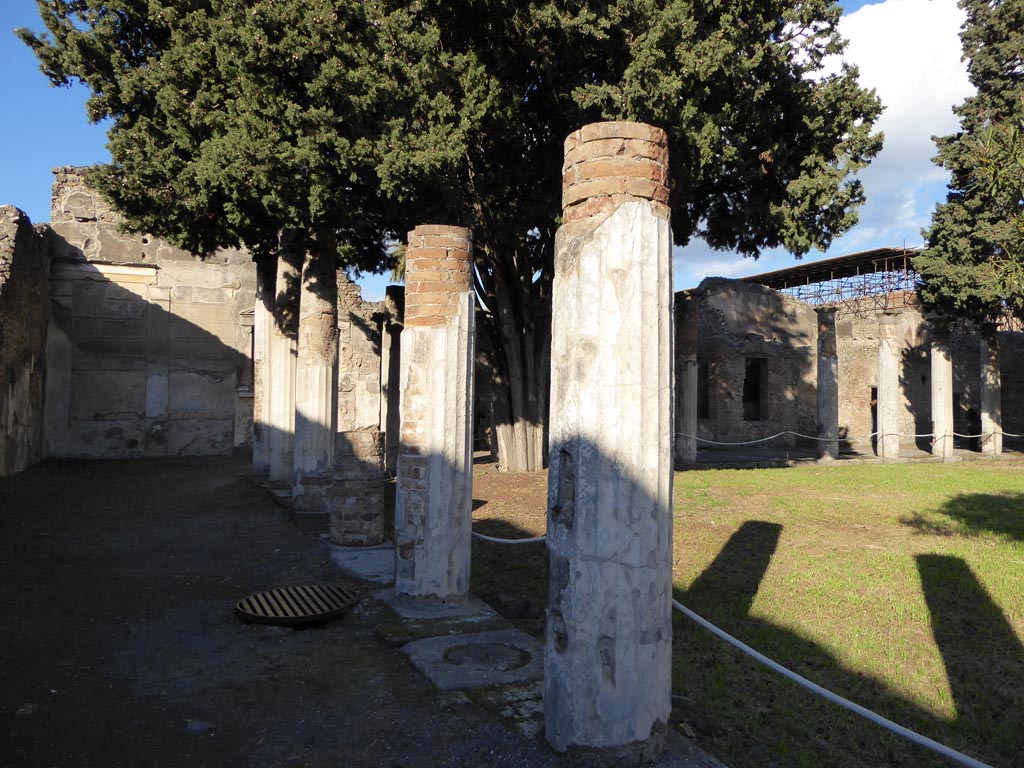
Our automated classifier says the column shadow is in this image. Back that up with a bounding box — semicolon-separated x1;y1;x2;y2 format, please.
670;519;1018;767
916;553;1024;759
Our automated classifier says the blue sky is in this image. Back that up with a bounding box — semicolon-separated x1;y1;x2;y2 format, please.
1;0;969;298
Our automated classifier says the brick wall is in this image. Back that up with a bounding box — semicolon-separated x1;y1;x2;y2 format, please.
561;121;669;223
402;226;472;327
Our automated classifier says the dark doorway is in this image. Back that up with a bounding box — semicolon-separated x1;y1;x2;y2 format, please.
742;358;766;421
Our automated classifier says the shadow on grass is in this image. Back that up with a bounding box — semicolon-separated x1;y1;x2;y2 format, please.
469;511;1023;766
917;554;1024;757
901;492;1024;541
470;518;548;636
672;522;1022;768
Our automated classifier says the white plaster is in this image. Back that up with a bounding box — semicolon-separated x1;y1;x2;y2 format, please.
546;200;673;758
930;334;954;460
394;292;475;601
980;333;1002;456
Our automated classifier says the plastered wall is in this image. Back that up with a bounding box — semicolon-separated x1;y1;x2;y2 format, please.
44;168;256;458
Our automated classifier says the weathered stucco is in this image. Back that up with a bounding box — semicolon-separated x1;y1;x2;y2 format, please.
547;122;673;765
45;168;256;459
690;278;818;447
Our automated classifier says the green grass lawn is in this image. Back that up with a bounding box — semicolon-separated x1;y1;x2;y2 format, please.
471;459;1024;768
671;461;1024;768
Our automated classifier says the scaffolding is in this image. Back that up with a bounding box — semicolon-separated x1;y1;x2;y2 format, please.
742;248;919;318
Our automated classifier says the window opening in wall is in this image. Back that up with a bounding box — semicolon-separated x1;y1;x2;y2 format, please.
742;358;766;421
697;360;710;420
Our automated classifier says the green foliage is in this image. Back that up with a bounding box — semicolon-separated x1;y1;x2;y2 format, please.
20;0;884;470
916;0;1024;323
17;0;478;266
19;0;882;264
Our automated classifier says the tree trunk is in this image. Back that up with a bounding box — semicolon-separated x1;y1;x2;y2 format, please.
483;253;552;473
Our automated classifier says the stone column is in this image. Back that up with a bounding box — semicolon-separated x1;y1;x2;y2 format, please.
393;225;475;602
330;271;386;545
144;283;171;457
980;325;1002;456
675;291;698;465
251;256;276;475
268;233;302;484
382;285;404;474
291;230;338;513
816;307;839;459
930;326;954;461
877;313;900;461
546;121;673;764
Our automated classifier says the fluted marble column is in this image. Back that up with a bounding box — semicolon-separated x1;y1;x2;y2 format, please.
980;325;1002;456
268;232;302;484
393;225;475;602
291;231;338;513
877;313;900;461
816;307;839;459
545;121;674;765
930;326;954;461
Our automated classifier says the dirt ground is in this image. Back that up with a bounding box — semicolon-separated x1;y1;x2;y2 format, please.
0;455;576;768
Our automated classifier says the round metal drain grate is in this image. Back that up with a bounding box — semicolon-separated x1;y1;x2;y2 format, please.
236;584;359;627
443;642;532;672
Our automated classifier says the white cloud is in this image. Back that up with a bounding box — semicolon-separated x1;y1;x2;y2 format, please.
676;0;972;290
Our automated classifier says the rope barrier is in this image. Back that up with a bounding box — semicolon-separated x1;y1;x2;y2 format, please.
671;600;992;768
674;429;1023;448
471;531;547;545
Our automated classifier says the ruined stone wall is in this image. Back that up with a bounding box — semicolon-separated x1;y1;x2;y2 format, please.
947;325;1023;441
693;278;818;446
45;168;256;458
834;300;930;451
685;280;1024;454
330;272;388;545
998;331;1024;438
0;207;49;476
336;272;384;432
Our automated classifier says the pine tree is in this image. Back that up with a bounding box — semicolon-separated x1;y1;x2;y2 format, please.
18;0;480;265
21;0;884;472
916;0;1024;323
422;0;883;470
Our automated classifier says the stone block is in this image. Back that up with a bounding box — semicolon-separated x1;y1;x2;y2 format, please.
330;477;386;546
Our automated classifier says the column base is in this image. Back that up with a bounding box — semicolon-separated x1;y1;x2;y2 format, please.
550;721;668;768
330;477;386;546
292;473;333;514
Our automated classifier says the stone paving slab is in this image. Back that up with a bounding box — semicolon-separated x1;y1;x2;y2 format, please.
374;592;511;646
402;628;544;691
329;541;396;584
